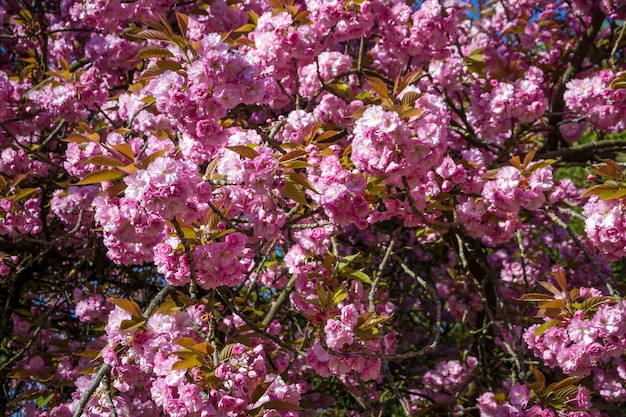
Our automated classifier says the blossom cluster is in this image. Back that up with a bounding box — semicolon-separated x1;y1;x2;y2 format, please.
4;0;626;416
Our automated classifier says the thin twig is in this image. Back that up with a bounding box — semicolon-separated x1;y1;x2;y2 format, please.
218;288;297;353
262;274;298;327
369;240;395;313
103;374;118;417
172;218;198;304
547;212;621;302
72;284;173;417
393;254;442;357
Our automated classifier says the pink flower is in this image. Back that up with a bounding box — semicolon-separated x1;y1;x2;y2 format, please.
324;319;354;350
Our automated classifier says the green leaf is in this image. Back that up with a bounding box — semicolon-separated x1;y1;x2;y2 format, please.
119;319;147;331
75;349;102;359
331;287;347;306
325;82;353;100
534;319;561;336
350;270;372;284
36;393;54;408
11;188;37;202
234;23;256;33
171;355;202;370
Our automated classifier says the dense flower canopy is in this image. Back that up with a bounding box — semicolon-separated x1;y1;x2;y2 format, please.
2;0;626;416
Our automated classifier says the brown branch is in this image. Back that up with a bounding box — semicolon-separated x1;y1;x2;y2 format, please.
537;139;626;163
544;6;606;151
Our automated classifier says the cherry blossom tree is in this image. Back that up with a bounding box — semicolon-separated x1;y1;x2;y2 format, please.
2;0;626;416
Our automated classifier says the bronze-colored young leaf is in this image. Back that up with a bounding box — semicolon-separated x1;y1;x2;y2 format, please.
75;349;102;358
548;385;579;400
537;281;562;296
227;145;260;160
113;143;135;161
141;148;169;168
357;314;390;331
278;149;308;163
537;299;565;310
219;343;239;362
396;70;423;95
101;182;128;198
527;367;546;392
175;337;200;351
580;183;620;199
130;29;172;42
545;376;582;395
580;296;613;311
190;342;215;356
401;91;423;107
134;45;175;60
280;178;308;206
522;149;538;169
257;400;304;411
156;60;183;72
110;298;143;318
175;11;189;37
554;267;568;293
251;381;272;404
286;172;317;193
83;155;125;167
366;76;389;99
516;293;555;302
314;130;342;143
75;169;124;185
609;72;626;89
140;18;169;34
62;133;93;143
247;11;259;24
509;155;521;170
